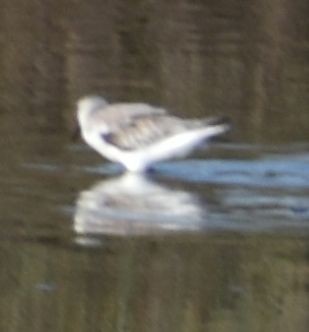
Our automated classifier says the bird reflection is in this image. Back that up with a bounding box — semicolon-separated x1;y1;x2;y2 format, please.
74;173;206;237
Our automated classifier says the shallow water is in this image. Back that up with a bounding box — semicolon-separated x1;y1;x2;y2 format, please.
0;132;308;331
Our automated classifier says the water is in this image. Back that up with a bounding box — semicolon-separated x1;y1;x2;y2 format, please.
1;0;309;331
1;133;308;331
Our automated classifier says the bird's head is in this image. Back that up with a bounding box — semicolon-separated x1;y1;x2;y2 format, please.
77;96;108;125
72;95;108;141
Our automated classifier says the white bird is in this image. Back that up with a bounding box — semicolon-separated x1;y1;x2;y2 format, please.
76;96;230;172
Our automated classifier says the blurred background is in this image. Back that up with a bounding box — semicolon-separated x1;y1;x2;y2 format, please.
1;0;309;141
0;1;308;332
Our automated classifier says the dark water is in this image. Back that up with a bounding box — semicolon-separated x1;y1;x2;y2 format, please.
1;133;308;331
0;1;309;331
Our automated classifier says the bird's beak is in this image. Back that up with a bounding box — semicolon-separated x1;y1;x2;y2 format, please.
71;123;81;141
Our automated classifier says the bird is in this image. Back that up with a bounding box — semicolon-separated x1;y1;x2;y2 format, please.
76;95;230;172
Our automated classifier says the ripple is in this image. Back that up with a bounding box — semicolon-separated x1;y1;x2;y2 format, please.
157;152;309;189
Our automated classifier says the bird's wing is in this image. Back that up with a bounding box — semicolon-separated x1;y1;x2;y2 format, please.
88;103;167;133
96;103;167;126
93;102;229;151
101;113;187;151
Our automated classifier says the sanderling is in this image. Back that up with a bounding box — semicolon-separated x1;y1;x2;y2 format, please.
76;95;230;172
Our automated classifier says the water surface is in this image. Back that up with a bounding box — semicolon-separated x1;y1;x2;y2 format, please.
0;131;308;331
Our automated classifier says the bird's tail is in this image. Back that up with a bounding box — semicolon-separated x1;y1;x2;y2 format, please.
199;116;231;138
